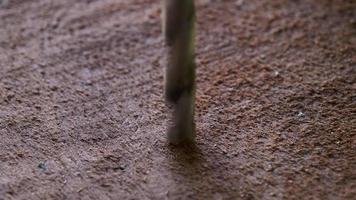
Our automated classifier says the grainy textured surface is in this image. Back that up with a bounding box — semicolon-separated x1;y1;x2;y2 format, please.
0;0;355;199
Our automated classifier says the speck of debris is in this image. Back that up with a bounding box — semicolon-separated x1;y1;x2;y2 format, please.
119;165;126;170
264;164;273;171
38;162;48;171
297;111;305;117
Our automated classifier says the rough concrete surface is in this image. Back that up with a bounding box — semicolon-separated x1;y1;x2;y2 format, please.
0;0;355;199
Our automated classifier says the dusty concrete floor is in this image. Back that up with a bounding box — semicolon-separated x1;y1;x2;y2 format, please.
0;0;355;199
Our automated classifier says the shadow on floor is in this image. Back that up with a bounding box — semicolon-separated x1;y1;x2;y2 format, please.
165;142;239;199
